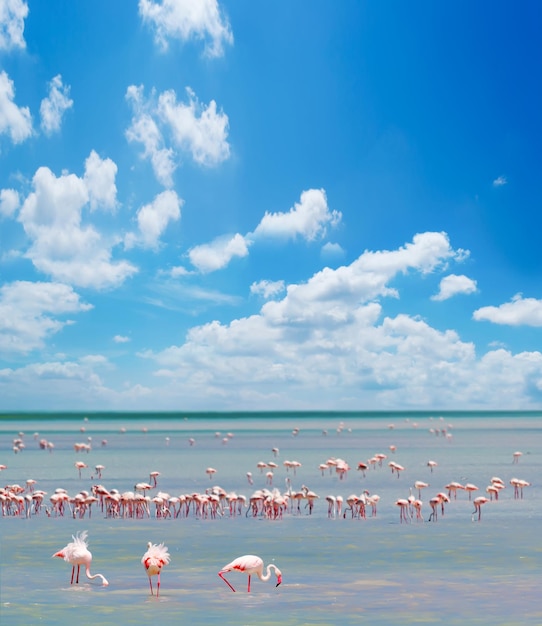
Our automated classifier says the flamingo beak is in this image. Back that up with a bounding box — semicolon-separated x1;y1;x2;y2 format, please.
52;551;64;558
276;575;282;587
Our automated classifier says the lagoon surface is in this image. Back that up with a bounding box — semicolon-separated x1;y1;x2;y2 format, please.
1;412;541;625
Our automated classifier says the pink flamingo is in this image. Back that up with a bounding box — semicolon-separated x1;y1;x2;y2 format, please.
395;498;410;523
472;496;490;521
142;541;170;596
75;461;87;478
52;530;109;586
218;554;282;592
464;483;479;500
414;480;429;499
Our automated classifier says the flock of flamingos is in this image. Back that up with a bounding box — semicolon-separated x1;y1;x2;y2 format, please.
1;418;534;594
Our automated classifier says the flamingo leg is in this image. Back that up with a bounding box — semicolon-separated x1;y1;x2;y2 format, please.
247;575;251;593
157;573;160;597
149;576;154;595
71;566;75;585
218;572;236;592
76;565;81;583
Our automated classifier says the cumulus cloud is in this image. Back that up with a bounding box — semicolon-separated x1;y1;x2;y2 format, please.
126;84;230;185
125;189;182;250
18;158;137;289
40;74;73;135
138;0;233;57
0;187;19;217
0;280;92;354
473;294;542;326
431;274;477;301
157;87;230;166
134;231;502;410
188;233;250;273
84;150;118;211
0;0;28;51
125;85;176;187
250;279;285;299
251;189;341;242
0;70;32;144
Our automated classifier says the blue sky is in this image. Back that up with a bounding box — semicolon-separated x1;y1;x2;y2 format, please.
0;0;541;411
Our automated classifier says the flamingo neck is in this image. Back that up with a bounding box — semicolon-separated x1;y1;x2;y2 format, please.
259;564;277;582
85;566;109;586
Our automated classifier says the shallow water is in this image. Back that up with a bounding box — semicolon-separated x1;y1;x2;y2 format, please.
1;413;541;625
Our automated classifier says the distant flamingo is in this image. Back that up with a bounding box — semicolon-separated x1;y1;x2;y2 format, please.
75;461;87;478
414;480;429;499
142;541;170;596
206;467;217;480
395;498;410;523
472;496;490;521
464;483;479;500
512;451;523;464
52;530;109;586
218;555;282;592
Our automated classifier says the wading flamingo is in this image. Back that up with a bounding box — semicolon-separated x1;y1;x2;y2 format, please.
52;530;109;586
142;541;170;596
218;554;282;592
472;496;490;521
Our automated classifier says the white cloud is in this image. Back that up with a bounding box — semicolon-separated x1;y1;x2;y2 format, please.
0;187;19;217
0;70;32;143
431;274;477;301
113;335;131;343
39;74;73;135
125;85;177;187
138;0;233;57
18;160;138;289
473;294;542;327
492;175;507;187
126;84;229;185
189;233;250;273
251;189;341;242
136;231;510;410
321;242;345;259
250;279;285;299
0;280;92;354
84;150;118;211
0;0;28;51
158;87;230;166
125;189;182;250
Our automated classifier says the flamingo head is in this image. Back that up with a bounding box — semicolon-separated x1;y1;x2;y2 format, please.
276;570;282;587
52;551;64;559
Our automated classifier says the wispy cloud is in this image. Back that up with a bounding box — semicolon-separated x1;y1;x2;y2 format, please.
40;74;73;135
492;175;507;187
0;0;28;51
0;70;32;143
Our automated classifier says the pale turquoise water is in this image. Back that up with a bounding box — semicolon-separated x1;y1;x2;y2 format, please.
1;412;541;625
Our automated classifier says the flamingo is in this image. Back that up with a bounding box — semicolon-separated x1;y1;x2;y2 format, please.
218;554;282;592
142;541;170;596
75;461;87;478
472;496;490;521
52;530;109;586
